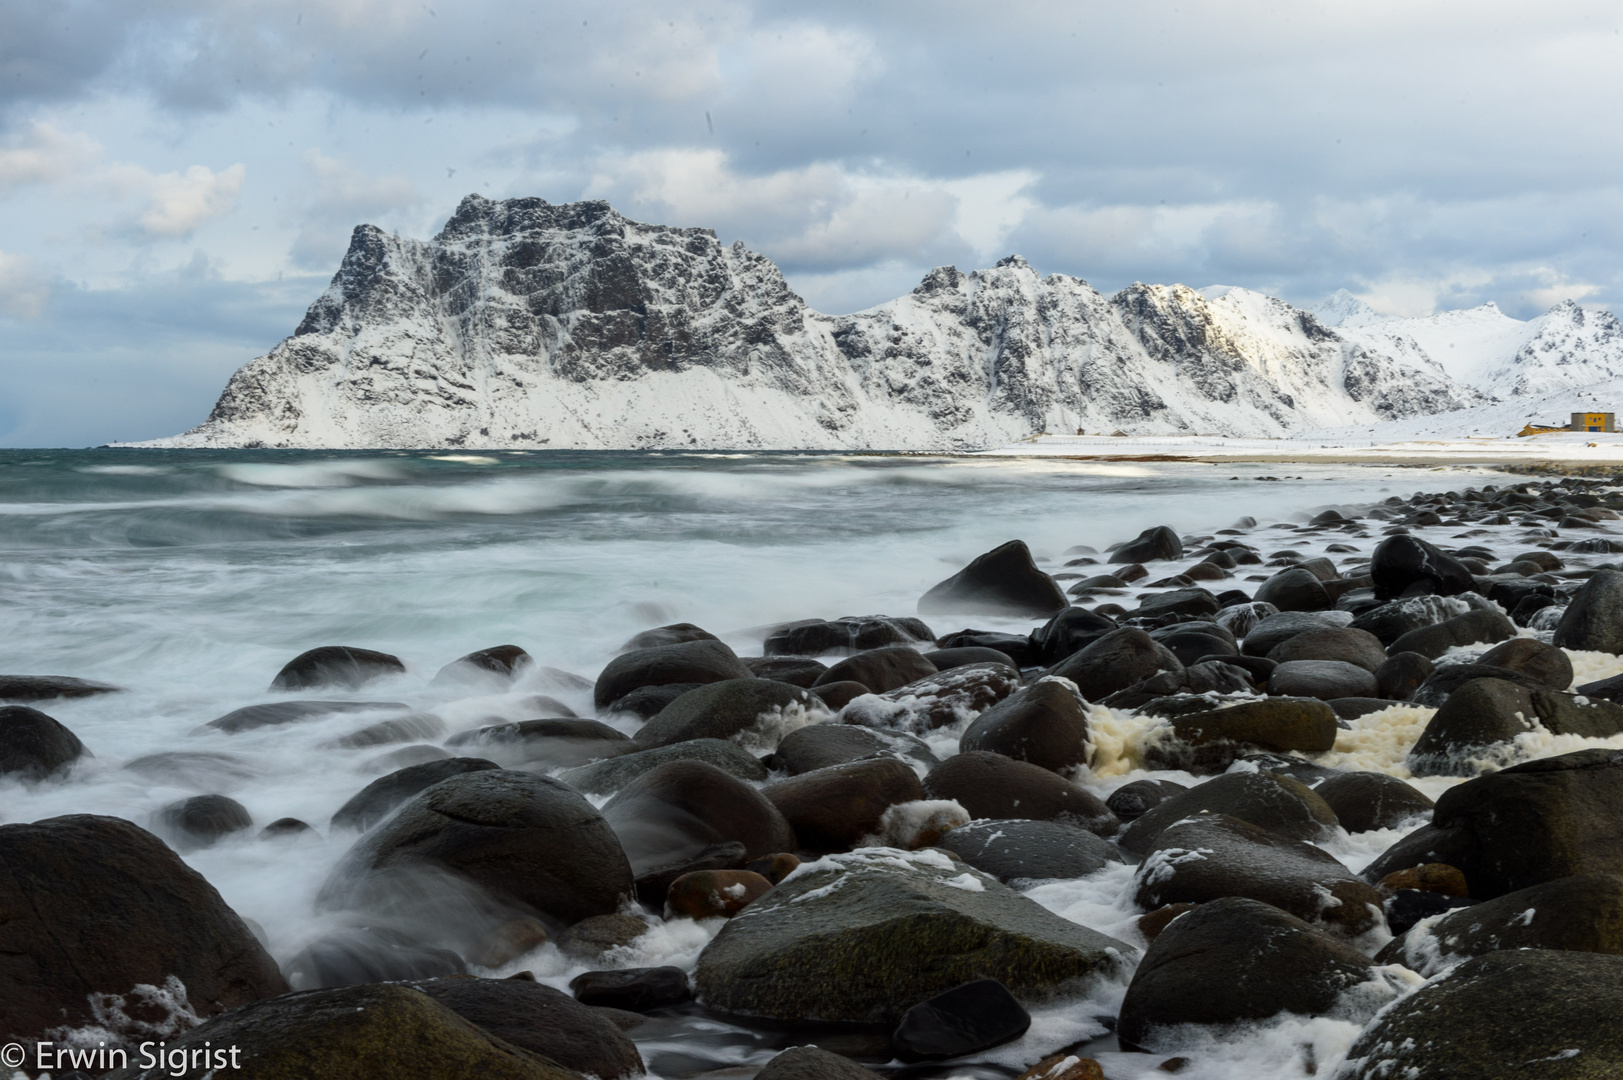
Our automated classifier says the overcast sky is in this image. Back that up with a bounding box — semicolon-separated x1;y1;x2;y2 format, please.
2;0;1621;446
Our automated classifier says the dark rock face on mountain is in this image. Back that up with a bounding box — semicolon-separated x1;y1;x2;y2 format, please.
156;196;1482;450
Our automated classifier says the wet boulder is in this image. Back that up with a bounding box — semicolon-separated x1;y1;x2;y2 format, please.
1313;772;1434;833
1554;568;1623;654
1133;587;1221;620
0;815;287;1045
605;683;700;719
1532;689;1623;739
154;794;253;851
925;645;1021;670
763;758;925;852
319;770;633;930
924;752;1118;835
839;662;1021;733
666;869;773;918
331;757;502;832
1117;897;1394;1051
1410;662;1552;707
1375;651;1433;700
271;645;406;691
1106;778;1187;822
694;851;1133;1024
1363;748;1623;900
1389;607;1516;660
0;674;119;703
1339;951;1623;1080
621;623;718;651
959;677;1091;773
1266;626;1386;672
0;704;87;780
102;982;582;1080
283;926;465;990
934;819;1124;883
811;681;871;711
891;978;1031;1062
1266;659;1380;700
772;723;937;775
1407;677;1537;776
431;644;533;686
601;760;797;875
1140;697;1339;774
557;739;768;796
1476;636;1573;690
936;629;1038;668
1370;534;1476;600
413;976;645;1079
554;913;647;959
1133;814;1382;937
633;679;820;751
815;647;940;695
918;540;1068;618
1029;607;1119;666
1252;567;1330;612
448;719;634;768
1377;874;1623;976
1047;627;1183;701
742;656;829;687
1240;610;1353;657
570;966;694;1011
593;639;753;710
764;616;932;657
756;1046;883;1080
1110;525;1184;564
204;699;410;734
1215;600;1278;639
1351;594;1469;646
1119;770;1340;857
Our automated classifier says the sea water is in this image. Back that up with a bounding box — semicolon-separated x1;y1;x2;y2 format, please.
0;448;1605;1078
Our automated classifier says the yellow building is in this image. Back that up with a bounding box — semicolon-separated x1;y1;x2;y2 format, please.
1571;412;1617;433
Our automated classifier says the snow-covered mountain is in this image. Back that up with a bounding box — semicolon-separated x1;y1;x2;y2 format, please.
149;196;1490;450
1313;293;1623;400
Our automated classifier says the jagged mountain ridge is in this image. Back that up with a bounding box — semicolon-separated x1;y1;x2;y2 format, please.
1313;293;1623;400
152;195;1487;450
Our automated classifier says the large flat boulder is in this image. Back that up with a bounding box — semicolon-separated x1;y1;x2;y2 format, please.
694;850;1133;1024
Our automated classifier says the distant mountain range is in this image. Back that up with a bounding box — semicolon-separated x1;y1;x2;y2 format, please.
142;196;1623;449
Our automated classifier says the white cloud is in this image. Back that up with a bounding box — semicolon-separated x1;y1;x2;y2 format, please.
132;163;247;237
0;123;101;193
0;252;51;319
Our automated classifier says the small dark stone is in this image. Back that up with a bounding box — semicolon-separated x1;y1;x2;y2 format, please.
1389;607;1516;660
621;622;718;651
1376;651;1433;701
594;639;753;710
811;680;872;710
0;704;88;780
258;817;315;840
1314;772;1434;832
431;644;532;685
1252;567;1330;612
935;819;1124;883
270;645;406;691
0;675;120;703
936;630;1038;667
960;678;1091;773
815;647;940;695
1381;888;1477;936
1048;627;1183;701
1371;534;1476;600
891;979;1032;1062
1110;526;1184;565
742;656;830;687
1029;606;1120;666
570;966;694;1011
1120;770;1339;856
1107;778;1188;822
154;794;253;851
634;679;819;749
924;751;1119;835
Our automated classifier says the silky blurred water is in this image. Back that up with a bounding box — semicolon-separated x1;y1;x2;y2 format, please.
0;448;1522;1078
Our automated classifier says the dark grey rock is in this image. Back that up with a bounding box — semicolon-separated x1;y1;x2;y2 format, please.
1370;534;1476;600
1106;778;1187;822
1252;567;1330;612
601;760;796;875
283;926;465;990
633;678;819;750
934;818;1124;883
815;647;939;695
154;794;253;851
570;966;694;1011
593;638;752;710
331;757;502;832
918;540;1067;618
773;723;937;775
959;677;1091;773
1048;627;1183;701
1267;659;1380;700
0;704;87;781
446;719;634;767
557;738;768;795
1119;770;1339;857
1314;772;1434;832
0;675;120;703
924;751;1118;834
891;978;1031;1062
763;757;924;852
271;645;406;691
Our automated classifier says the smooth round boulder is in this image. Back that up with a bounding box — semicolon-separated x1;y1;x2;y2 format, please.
593;639;753;710
773;723;936;775
1265;626;1386;672
0;674;120;703
1314;771;1434;833
811;680;872;710
1119;770;1339;857
413;976;645;1079
1117;897;1391;1051
0;815;288;1045
1047;627;1183;702
1389;607;1516;660
1252;567;1330;612
431;644;533;686
0;704;87;780
557;738;768;795
959;677;1091;773
605;683;700;719
154;794;253;851
814;647;939;695
838;662;1020;733
925;645;1020;670
570;966;694;1011
764;615;932;657
891;978;1031;1062
1030;607;1120;666
917;539;1068;618
1555;569;1623;654
554;913;648;958
283;926;466;990
1142;697;1339;774
1133;587;1220;620
1407;677;1535;777
621;622;717;652
742;655;829;687
331;757;502;832
1240;610;1353;657
601;760;797;874
1351;594;1469;645
1109;525;1184;564
756;1046;883;1080
447;719;633;768
319;770;634;930
1266;659;1380;700
270;645;406;691
1133;814;1382;936
101;982;580;1080
1476;636;1573;690
1375;650;1433;700
1339;950;1623;1079
1106;778;1187;822
934;819;1124;883
924;751;1118;835
1370;534;1476;600
763;757;925;852
666;869;773;918
633;678;819;750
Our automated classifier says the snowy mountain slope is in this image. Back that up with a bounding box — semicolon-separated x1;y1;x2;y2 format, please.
1301;375;1623;442
146;195;1488;450
1315;293;1623;400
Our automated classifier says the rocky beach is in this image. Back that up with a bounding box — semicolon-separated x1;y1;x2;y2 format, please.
8;450;1623;1079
